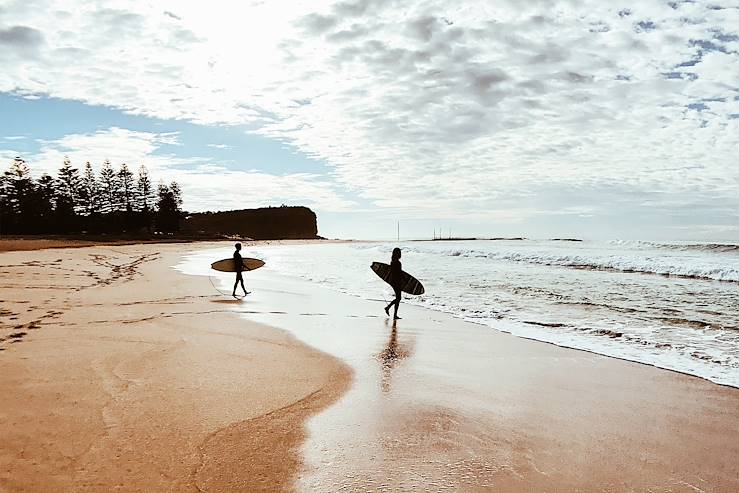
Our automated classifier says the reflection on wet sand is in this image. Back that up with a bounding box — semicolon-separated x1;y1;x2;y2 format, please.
378;320;413;394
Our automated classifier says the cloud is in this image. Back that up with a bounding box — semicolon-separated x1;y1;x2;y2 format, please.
0;0;737;238
0;25;44;58
0;25;43;44
3;127;354;213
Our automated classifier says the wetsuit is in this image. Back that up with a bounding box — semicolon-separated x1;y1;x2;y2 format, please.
234;250;243;276
233;250;247;296
387;258;402;317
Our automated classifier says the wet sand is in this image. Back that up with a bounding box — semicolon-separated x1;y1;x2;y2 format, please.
2;242;738;492
0;242;350;491
209;256;739;493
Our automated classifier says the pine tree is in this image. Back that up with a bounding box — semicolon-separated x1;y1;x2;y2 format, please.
2;157;33;215
79;161;99;216
54;157;81;230
36;173;56;216
169;181;183;211
156;181;170;210
99;159;117;213
55;157;81;215
118;163;135;212
1;157;34;232
136;165;153;212
155;181;179;231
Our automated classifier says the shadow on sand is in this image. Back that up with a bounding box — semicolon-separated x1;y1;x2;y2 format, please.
210;298;245;304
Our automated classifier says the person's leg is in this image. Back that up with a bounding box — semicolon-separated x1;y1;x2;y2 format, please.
233;272;243;297
392;287;401;320
384;285;393;315
385;288;398;315
240;277;248;295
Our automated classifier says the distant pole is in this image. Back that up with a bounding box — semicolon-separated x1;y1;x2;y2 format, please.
397;221;400;242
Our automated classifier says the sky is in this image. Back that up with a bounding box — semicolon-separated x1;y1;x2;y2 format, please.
1;0;738;241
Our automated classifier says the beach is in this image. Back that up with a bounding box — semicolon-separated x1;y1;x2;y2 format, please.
2;241;738;491
0;241;350;492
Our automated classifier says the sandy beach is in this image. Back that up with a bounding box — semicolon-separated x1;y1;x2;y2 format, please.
2;241;738;492
0;241;350;492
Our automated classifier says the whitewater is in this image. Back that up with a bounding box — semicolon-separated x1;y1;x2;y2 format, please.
213;239;739;388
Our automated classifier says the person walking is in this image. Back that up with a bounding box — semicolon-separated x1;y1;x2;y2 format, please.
384;247;403;320
232;243;249;298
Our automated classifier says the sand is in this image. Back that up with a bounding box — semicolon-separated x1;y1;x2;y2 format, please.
0;242;350;492
221;249;739;492
2;241;738;492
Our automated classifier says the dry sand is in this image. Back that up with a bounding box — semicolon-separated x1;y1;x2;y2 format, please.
2;241;739;492
0;242;350;492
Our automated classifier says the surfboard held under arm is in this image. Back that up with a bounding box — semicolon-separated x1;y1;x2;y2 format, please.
370;261;425;295
211;258;265;272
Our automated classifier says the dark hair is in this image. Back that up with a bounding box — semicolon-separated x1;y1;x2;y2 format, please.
235;243;242;250
391;247;401;260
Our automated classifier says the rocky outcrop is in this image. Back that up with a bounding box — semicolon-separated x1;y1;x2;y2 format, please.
182;206;319;240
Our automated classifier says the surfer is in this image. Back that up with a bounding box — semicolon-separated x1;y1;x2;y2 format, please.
232;243;249;298
384;247;403;320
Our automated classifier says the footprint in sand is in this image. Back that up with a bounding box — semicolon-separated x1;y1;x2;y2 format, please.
8;332;27;343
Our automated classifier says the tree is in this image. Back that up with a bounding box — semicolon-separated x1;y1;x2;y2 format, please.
1;157;34;232
169;180;183;211
99;159;117;213
136;165;153;212
55;157;80;219
79;162;99;216
0;157;186;235
2;157;33;215
155;181;179;231
35;173;56;230
118;163;135;212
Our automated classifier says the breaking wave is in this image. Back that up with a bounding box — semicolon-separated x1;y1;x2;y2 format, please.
401;245;739;283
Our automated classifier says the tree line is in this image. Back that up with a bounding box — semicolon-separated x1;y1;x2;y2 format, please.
0;156;184;234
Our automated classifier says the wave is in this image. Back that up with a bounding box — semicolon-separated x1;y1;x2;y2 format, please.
609;239;739;254
401;246;739;283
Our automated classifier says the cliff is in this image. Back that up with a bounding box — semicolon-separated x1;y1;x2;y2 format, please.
181;206;319;240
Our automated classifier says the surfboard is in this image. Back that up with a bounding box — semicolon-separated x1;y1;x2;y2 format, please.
211;257;265;272
370;262;425;295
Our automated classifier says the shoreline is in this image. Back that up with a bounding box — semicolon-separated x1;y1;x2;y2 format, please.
243;240;738;388
0;241;351;491
0;236;337;253
2;240;738;491
205;252;739;492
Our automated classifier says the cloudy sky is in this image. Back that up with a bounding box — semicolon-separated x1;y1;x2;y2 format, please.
1;0;738;240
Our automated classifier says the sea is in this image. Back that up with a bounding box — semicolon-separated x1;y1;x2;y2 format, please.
227;239;738;389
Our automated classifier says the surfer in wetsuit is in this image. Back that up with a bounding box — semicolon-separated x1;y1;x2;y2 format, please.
384;247;403;320
232;243;249;298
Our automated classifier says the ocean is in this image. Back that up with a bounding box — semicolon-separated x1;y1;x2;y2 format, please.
186;239;739;388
